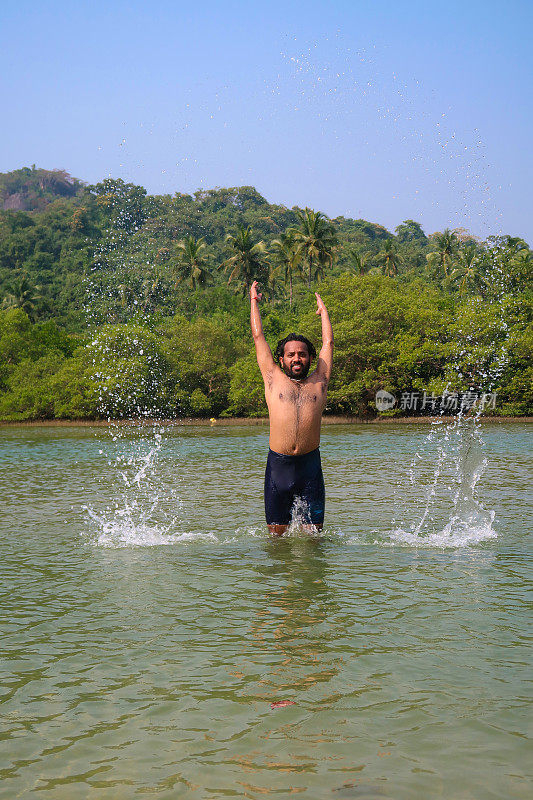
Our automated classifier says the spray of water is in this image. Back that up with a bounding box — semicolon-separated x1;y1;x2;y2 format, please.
389;239;517;547
285;496;322;538
83;425;186;547
82;200;183;546
388;415;496;547
271;37;515;546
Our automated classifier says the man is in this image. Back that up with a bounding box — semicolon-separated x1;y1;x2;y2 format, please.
250;280;333;535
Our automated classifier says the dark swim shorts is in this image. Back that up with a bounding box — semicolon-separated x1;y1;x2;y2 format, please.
264;448;325;526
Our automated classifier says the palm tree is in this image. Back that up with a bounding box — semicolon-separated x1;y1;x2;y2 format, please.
290;208;337;288
378;239;403;277
505;236;529;252
174;236;210;289
450;244;487;296
2;275;43;320
510;249;533;289
348;247;370;275
141;277;165;313
270;231;302;307
220;225;266;295
428;228;459;277
117;283;134;308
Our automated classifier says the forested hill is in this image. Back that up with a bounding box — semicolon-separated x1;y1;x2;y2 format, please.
0;167;83;212
0;166;531;420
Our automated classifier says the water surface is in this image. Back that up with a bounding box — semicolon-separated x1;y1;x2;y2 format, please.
1;423;531;799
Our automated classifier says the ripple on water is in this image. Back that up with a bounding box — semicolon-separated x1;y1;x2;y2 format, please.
1;424;531;799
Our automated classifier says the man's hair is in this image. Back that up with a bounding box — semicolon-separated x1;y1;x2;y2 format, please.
274;333;316;363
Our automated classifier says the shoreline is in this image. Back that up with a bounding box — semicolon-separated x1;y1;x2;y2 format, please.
0;415;531;428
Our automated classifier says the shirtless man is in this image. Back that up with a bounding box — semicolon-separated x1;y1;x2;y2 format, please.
250;280;334;535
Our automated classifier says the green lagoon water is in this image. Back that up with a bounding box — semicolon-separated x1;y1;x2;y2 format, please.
1;422;531;799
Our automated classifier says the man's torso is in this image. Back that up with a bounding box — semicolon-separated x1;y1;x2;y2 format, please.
265;369;327;455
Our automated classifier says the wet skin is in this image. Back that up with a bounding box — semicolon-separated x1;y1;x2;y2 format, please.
250;281;333;535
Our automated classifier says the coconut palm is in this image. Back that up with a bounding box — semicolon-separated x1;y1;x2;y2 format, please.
290;208;337;288
510;249;533;289
378;239;403;277
349;247;370;275
141;276;165;313
174;236;210;289
220;225;266;295
428;228;459;277
2;275;43;320
117;283;134;308
450;244;487;296
270;231;302;307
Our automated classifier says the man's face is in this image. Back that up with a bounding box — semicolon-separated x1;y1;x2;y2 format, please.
280;341;311;379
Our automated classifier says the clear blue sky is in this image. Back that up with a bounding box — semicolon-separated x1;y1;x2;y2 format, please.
1;0;532;241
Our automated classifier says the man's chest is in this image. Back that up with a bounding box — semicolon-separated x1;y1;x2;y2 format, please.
268;380;326;410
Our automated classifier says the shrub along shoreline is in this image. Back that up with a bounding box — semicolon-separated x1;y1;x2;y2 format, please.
1;416;530;428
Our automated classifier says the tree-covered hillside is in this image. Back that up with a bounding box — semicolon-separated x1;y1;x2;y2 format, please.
0;166;83;212
0;167;531;420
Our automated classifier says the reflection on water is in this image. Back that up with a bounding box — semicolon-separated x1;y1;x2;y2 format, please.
251;538;339;698
0;424;531;799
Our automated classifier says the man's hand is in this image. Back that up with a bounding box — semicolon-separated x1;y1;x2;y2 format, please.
314;292;333;382
250;280;275;376
251;281;262;302
315;293;327;315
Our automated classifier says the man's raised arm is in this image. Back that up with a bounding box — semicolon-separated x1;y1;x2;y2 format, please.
315;293;333;382
250;281;276;378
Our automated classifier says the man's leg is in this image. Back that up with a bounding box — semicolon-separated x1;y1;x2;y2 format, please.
302;523;323;534
268;523;289;536
268;521;322;536
300;450;326;532
264;451;292;535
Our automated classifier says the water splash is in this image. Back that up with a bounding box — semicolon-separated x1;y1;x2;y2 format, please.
283;496;322;537
83;425;188;547
388;416;496;547
387;236;517;547
386;387;502;548
79;39;519;549
81;183;184;546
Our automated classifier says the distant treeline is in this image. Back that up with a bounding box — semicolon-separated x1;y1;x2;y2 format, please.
0;166;531;420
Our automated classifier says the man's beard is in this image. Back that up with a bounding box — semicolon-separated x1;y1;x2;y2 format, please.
283;361;310;380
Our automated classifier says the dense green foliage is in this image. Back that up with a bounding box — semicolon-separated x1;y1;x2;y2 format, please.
0;167;531;420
